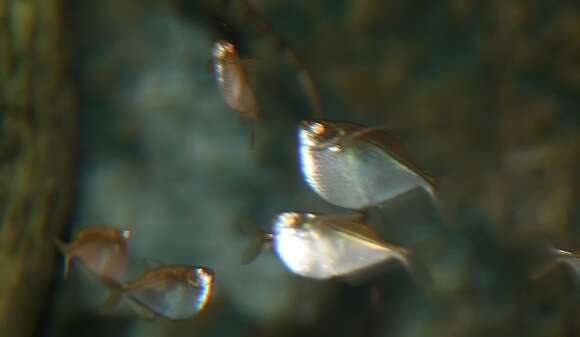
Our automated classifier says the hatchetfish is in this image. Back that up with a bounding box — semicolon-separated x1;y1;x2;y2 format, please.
212;40;260;121
244;212;422;282
54;225;131;282
103;264;214;320
533;246;580;281
298;120;438;210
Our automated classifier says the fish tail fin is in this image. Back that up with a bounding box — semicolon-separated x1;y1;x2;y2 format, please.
52;238;72;279
400;250;434;290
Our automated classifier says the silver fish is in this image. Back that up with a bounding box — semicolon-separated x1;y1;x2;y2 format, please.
245;212;412;281
212;40;260;120
104;265;214;320
298;120;438;210
54;225;131;282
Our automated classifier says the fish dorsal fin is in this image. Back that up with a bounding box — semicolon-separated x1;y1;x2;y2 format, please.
75;225;116;240
314;214;398;251
316;214;411;257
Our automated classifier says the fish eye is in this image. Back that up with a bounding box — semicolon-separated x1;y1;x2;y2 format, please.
213;40;234;58
308;122;326;135
301;122;345;150
121;229;131;240
278;212;302;227
213;42;226;58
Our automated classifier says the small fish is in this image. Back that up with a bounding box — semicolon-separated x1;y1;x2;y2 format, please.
103;265;214;320
212;40;260;121
298;120;438;210
245;212;420;282
533;246;580;281
54;225;131;282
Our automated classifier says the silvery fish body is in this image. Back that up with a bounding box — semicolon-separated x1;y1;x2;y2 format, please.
119;265;214;320
272;212;409;280
298;120;437;210
55;226;131;282
212;40;259;120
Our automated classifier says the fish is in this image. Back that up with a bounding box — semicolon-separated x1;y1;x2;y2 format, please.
533;246;580;281
102;265;214;320
54;225;131;282
244;212;424;283
212;40;260;121
297;120;438;210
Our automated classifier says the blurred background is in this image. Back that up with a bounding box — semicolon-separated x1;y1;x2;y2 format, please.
1;0;579;336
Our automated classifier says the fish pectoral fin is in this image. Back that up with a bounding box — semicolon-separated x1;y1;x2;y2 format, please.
52;238;71;279
241;237;272;264
238;220;272;264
